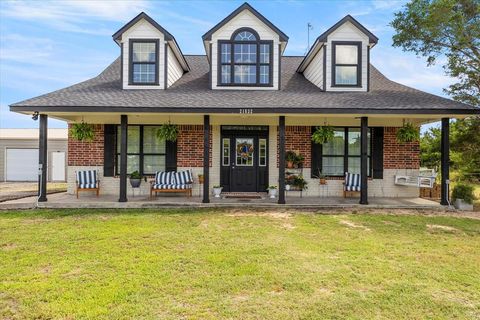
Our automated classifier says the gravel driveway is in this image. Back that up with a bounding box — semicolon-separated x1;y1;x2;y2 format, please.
0;182;67;202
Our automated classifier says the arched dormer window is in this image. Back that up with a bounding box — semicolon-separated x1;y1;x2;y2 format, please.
218;28;272;86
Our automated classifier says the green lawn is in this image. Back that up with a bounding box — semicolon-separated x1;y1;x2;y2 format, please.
1;209;480;319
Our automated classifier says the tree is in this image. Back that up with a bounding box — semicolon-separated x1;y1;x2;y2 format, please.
451;117;480;181
420;127;442;170
390;0;480;106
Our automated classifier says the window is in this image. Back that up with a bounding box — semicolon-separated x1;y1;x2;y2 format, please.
129;40;159;85
315;127;371;176
332;42;361;86
218;28;272;86
222;138;230;166
116;125;167;175
259;139;267;166
236;138;254;166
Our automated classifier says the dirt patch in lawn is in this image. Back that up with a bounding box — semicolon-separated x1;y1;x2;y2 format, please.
339;219;371;231
427;224;460;233
225;208;292;219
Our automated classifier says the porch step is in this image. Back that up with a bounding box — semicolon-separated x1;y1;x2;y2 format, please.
223;192;266;200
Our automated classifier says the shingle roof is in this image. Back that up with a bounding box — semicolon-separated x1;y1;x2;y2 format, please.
10;55;478;115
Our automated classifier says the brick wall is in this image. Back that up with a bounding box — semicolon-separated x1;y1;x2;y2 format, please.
67;124;104;166
384;127;420;169
276;126;312;168
177;125;212;167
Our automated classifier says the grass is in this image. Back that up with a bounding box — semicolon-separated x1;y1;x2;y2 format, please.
1;209;480;319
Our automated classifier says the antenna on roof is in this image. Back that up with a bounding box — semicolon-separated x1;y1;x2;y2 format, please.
306;23;313;55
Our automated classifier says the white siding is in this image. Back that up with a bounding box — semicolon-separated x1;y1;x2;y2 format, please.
121;19;165;90
210;9;280;90
167;45;183;87
325;21;369;92
303;46;324;90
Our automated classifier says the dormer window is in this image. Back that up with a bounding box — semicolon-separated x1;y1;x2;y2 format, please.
218;28;273;86
129;39;159;85
332;41;361;87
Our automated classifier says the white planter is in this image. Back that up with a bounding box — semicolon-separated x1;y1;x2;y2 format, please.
285;185;291;191
268;189;277;199
454;199;474;211
213;187;223;198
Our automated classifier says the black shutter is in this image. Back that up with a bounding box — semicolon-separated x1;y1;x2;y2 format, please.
311;126;322;178
372;127;384;179
166;140;177;172
104;124;116;177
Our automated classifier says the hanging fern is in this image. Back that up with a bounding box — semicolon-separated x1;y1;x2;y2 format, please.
396;122;419;143
311;126;335;144
70;122;95;142
156;122;179;142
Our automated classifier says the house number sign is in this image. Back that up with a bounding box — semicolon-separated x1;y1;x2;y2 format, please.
239;108;253;114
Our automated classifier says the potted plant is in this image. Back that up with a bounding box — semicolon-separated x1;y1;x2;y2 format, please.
452;183;475;211
156;121;179;142
311;126;335;145
396;122;420;143
198;174;204;184
313;169;327;185
293;175;308;191
295;153;305;168
285;184;291;191
285;151;297;168
267;185;278;198
70;122;95;142
129;170;142;188
212;185;223;198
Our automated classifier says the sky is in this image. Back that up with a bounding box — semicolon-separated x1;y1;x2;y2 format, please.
0;0;454;130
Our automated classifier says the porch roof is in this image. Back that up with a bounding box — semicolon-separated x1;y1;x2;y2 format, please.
10;55;479;115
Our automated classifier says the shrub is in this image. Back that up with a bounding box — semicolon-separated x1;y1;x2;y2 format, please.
452;183;475;204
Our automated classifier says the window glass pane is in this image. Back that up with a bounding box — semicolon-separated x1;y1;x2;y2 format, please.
335;45;358;64
347;157;370;174
236;138;254;166
322;130;345;155
144;155;165;174
348;128;361;155
234;44;257;63
234;31;256;41
335;66;357;85
221;43;231;63
221;65;231;84
260;66;269;84
222;138;230;166
234;65;256;84
117;155;140;175
117;126;140;153
133;64;156;83
143;126;165;154
260;44;270;63
132;42;156;62
322;157;344;176
259;138;267;166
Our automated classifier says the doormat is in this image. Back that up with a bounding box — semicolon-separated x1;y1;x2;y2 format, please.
224;195;262;199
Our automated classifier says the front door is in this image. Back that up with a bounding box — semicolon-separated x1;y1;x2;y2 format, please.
220;126;269;192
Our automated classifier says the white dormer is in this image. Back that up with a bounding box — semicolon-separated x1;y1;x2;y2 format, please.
202;3;288;90
112;12;189;90
297;15;378;92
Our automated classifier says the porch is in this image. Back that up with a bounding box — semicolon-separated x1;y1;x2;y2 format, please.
1;192;442;210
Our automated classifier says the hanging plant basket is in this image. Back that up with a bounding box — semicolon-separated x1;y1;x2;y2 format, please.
70;122;95;142
311;126;335;144
396;122;419;143
156;122;179;142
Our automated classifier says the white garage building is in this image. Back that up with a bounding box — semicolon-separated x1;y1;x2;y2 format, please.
0;129;68;182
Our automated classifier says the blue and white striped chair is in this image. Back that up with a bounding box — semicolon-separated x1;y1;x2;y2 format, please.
343;172;361;198
150;170;193;198
75;170;100;198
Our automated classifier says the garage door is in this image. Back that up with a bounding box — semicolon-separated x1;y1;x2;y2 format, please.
6;148;38;181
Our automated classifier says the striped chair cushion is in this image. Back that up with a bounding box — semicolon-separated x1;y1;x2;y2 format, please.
76;170;98;189
344;172;361;191
152;184;192;190
155;171;174;185
174;170;193;184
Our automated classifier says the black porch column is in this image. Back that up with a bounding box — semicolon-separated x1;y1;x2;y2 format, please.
203;115;210;203
360;116;368;205
441;118;450;205
38;114;48;202
278;116;286;204
119;114;128;202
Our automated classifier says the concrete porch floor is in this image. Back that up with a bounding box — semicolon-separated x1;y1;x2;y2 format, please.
0;191;443;210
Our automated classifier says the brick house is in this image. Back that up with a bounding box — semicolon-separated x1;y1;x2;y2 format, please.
10;3;478;204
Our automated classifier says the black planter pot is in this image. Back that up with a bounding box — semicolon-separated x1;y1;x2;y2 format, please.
130;178;142;188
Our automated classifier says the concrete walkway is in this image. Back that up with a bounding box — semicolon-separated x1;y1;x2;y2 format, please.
0;191;443;210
